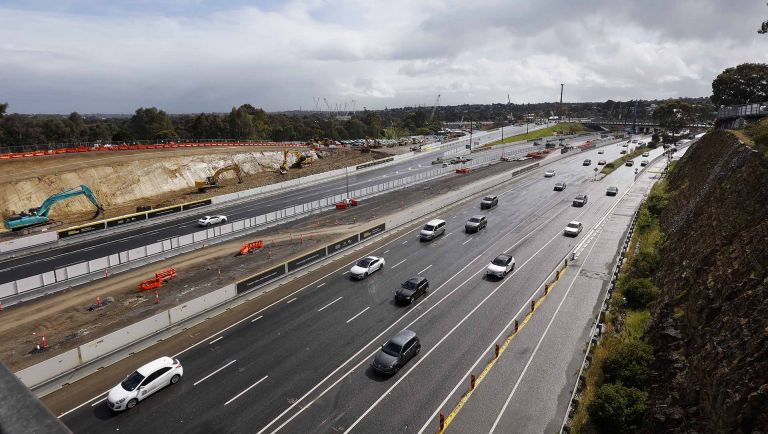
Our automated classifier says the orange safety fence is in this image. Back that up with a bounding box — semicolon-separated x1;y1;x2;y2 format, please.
138;267;177;292
239;240;264;255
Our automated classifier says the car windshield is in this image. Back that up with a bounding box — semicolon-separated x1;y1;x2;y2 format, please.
201;216;210;220
402;280;418;290
423;225;435;231
483;197;494;201
356;258;373;267
567;223;580;229
382;341;403;356
121;371;145;391
469;217;481;223
491;256;508;266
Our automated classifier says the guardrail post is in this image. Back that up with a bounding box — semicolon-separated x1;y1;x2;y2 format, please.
531;300;536;312
495;344;500;358
514;319;519;333
470;373;477;390
439;412;445;431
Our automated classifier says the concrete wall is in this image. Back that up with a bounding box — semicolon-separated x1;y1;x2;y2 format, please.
15;349;80;388
168;284;236;324
79;311;171;363
0;232;58;254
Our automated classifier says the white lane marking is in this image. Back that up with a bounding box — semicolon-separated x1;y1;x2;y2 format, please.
84;391;110;409
489;228;603;433
402;240;408;244
391;259;407;269
261;200;568;434
342;271;350;275
224;375;269;406
209;336;223;345
286;298;297;304
418;264;432;274
344;222;567;433
446;231;454;237
194;360;237;387
251;315;264;323
462;238;473;245
345;307;370;324
317;283;326;288
383;250;390;254
318;297;343;312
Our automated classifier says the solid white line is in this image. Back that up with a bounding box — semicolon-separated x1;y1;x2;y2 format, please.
318;297;343;312
462;238;473;245
342;271;350;275
344;224;567;433
194;360;236;386
286;298;297;304
383;250;390;254
402;240;408;244
224;375;269;406
346;307;370;324
489;227;603;433
317;283;326;288
209;336;223;345
260;167;572;433
251;315;264;323
391;259;407;269
418;264;433;274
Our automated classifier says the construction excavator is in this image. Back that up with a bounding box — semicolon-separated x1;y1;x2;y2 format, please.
277;150;313;174
4;185;103;231
195;164;243;192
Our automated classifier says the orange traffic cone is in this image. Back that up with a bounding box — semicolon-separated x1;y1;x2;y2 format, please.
41;331;47;349
154;291;160;304
96;296;101;307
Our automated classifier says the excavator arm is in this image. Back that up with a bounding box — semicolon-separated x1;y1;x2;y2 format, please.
4;185;103;230
195;164;243;192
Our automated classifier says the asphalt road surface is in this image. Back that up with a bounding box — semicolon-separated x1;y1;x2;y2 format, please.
0;124;549;283
58;137;663;433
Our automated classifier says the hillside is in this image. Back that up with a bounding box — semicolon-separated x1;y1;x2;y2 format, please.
645;130;768;432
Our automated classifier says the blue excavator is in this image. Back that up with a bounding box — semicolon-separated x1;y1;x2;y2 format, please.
4;185;103;231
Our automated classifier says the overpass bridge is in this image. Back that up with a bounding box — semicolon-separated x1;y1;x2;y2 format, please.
716;102;768;128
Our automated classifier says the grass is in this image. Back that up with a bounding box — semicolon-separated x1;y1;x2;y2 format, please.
600;146;647;176
487;122;588;146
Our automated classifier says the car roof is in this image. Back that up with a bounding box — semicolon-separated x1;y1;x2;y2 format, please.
495;253;512;261
426;219;445;225
470;215;485;220
568;220;581;225
483;196;496;200
406;276;426;284
389;329;417;346
136;356;174;376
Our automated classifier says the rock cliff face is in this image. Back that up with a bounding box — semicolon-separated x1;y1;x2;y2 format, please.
646;130;768;432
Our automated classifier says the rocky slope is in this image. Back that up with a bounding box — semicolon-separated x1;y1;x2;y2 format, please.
646;130;768;432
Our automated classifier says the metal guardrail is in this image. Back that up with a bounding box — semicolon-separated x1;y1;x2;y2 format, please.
717;102;768;120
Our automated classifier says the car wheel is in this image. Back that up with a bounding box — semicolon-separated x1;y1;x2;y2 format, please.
408;297;413;305
126;398;138;409
170;374;181;385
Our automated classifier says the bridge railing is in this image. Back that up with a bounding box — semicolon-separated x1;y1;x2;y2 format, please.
717;102;768;120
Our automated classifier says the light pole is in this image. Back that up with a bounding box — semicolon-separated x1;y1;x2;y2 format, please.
345;166;350;199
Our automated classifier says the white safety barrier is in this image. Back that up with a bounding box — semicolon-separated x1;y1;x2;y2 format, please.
0;231;58;253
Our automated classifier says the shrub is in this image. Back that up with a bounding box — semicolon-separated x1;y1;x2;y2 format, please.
746;118;768;147
602;340;654;389
636;207;652;232
589;383;648;433
645;191;668;218
623;277;660;309
630;250;660;278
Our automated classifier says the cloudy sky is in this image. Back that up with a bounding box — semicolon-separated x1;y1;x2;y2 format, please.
1;0;766;113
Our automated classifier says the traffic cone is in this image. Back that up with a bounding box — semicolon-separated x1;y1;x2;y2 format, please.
41;332;47;349
0;302;3;312
300;234;304;244
154;291;160;304
218;268;222;279
105;268;110;278
96;296;101;307
268;248;272;259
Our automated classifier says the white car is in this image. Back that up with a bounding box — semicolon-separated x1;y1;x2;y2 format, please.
198;215;227;226
642;152;650;157
544;170;556;177
107;357;183;411
564;221;583;237
349;256;385;279
486;254;515;279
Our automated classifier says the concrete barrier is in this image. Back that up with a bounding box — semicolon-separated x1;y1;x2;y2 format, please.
87;257;109;272
79;311;171;363
16;274;43;293
0;231;58;254
168;284;236;324
15;348;80;388
146;241;163;256
0;281;16;298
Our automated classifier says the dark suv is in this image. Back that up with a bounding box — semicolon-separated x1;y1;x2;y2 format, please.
395;277;429;304
371;330;421;375
480;196;498;209
572;194;588;207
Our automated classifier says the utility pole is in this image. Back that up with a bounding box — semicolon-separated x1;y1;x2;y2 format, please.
559;84;564;120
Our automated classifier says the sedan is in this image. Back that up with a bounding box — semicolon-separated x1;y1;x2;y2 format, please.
641;160;649;166
350;256;385;279
597;150;605;154
598;160;607;165
642;152;650;157
563;221;583;237
486;254;515;279
480;196;498;209
544;170;556;177
395;276;429;304
107;357;183;411
465;215;487;233
198;215;227;226
606;186;619;196
554;182;567;191
371;330;421;375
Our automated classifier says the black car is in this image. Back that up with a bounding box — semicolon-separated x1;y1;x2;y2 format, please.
554;182;567;191
480;196;498;209
371;330;421;375
573;194;588;207
395;276;429;304
582;159;592;166
606;186;618;196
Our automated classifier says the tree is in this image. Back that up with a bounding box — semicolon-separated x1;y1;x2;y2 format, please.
128;107;175;140
711;63;768;106
602;340;654;389
652;101;692;143
0;102;7;117
588;383;647;433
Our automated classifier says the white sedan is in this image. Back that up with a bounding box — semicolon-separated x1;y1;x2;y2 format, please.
349;256;385;280
107;357;183;411
544;170;556;177
564;221;583;237
486;254;515;279
198;215;227;226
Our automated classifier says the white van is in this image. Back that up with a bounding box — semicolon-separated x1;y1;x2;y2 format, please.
420;219;446;241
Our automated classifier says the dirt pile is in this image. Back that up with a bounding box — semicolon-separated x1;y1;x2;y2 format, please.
645;130;768;432
0;148;380;226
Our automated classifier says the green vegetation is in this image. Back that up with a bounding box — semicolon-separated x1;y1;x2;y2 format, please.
570;177;670;433
711;63;768;106
489;122;587;146
600;146;646;176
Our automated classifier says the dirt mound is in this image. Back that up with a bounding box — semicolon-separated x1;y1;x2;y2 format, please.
646;130;768;432
0;148;380;227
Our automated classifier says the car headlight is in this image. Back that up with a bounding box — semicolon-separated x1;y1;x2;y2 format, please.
117;397;127;404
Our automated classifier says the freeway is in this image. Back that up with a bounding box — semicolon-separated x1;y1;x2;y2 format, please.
56;136;659;433
0;124;550;284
